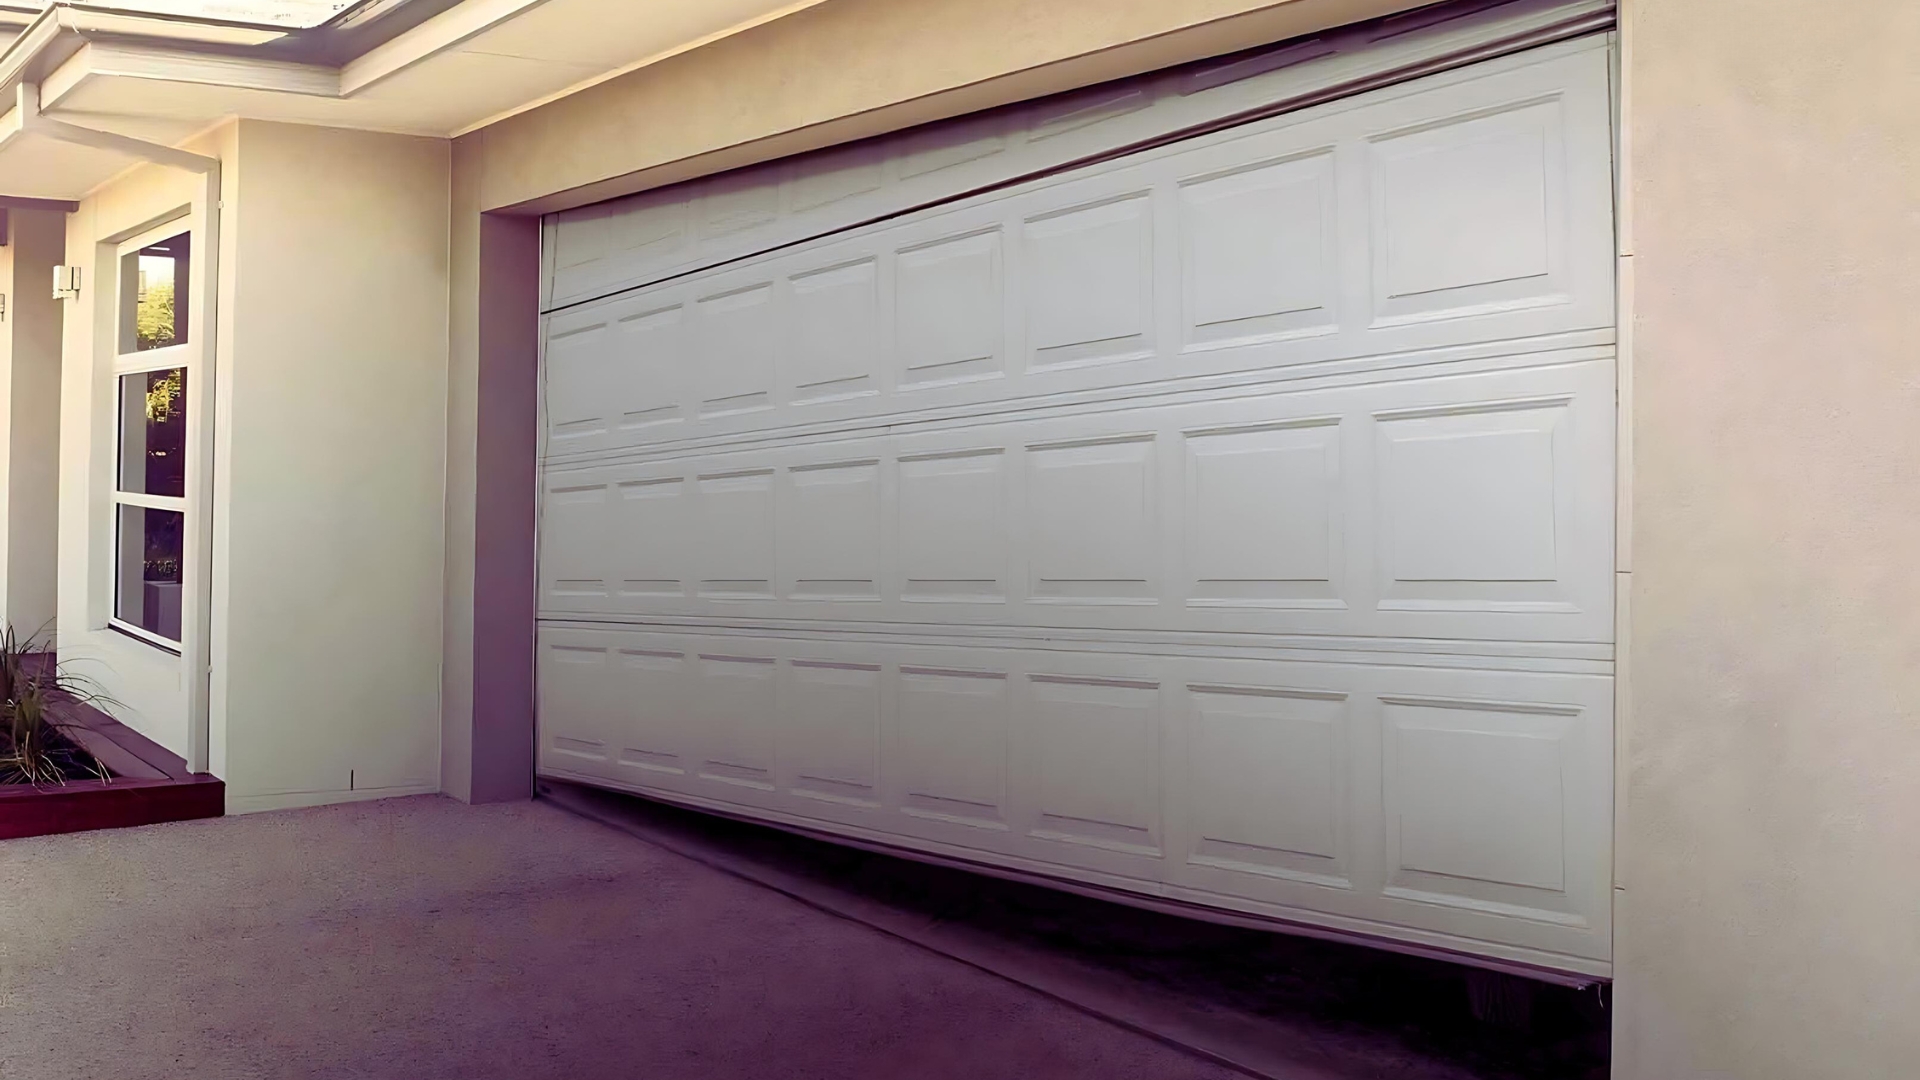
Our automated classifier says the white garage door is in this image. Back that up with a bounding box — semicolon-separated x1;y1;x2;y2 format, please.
535;9;1617;978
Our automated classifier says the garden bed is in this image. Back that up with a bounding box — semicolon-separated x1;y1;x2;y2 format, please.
0;653;223;841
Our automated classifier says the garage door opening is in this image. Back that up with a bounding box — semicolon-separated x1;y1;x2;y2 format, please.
532;0;1618;986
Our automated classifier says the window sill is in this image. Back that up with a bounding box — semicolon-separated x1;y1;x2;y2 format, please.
107;619;183;657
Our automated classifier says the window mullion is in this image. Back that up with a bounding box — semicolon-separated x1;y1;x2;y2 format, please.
109;223;194;650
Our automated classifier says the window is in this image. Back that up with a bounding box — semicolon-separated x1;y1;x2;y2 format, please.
111;228;193;649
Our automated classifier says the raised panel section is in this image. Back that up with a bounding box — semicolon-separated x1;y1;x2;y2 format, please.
1028;437;1158;604
609;194;689;269
1178;151;1337;347
694;470;775;600
897;667;1009;829
1024;194;1154;368
693;653;778;788
1184;420;1343;609
1376;397;1572;612
896;229;1003;387
898;450;1007;603
541;482;610;602
896;114;1009;178
780;461;881;601
788;150;885;212
550;205;611;272
1187;685;1348;886
701;168;783;238
609;303;686;431
694;283;778;417
1369;97;1566;324
1026;675;1162;855
1029;85;1152;142
544;321;612;446
610;648;691;777
787;259;879;403
612;477;689;600
781;660;882;804
1382;696;1580;919
540;644;614;769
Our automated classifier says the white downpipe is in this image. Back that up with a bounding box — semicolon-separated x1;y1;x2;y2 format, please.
19;82;221;775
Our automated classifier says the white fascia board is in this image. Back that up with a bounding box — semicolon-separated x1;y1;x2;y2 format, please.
41;39;340;110
338;0;546;95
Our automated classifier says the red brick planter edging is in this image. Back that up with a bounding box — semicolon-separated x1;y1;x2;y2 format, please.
0;678;224;840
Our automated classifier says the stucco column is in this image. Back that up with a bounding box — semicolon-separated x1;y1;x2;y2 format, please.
1614;0;1920;1076
0;205;65;642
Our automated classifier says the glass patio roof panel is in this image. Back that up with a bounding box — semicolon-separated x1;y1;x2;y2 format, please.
17;0;362;28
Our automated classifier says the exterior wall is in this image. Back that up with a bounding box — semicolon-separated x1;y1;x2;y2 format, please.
215;120;450;812
1614;1;1920;1077
0;207;63;638
443;1;1920;1070
59;120;450;806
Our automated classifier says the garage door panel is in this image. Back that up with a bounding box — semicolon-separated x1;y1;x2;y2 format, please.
1177;148;1341;349
781;659;884;805
1178;682;1356;891
539;358;1612;643
545;8;1613;310
895;227;1006;388
540;45;1614;467
1184;416;1347;610
536;623;1611;964
787;258;881;403
538;32;1616;976
1021;191;1158;370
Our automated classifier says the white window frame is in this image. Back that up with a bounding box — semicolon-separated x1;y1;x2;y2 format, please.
107;219;195;653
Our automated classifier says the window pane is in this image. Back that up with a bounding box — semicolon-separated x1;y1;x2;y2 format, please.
115;506;185;644
117;369;188;498
119;232;191;354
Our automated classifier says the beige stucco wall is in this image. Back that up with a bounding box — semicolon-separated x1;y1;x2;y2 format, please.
215;120;450;811
58;121;449;806
1614;0;1920;1076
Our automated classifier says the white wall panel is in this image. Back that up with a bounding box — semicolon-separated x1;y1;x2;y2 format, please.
536;38;1617;977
